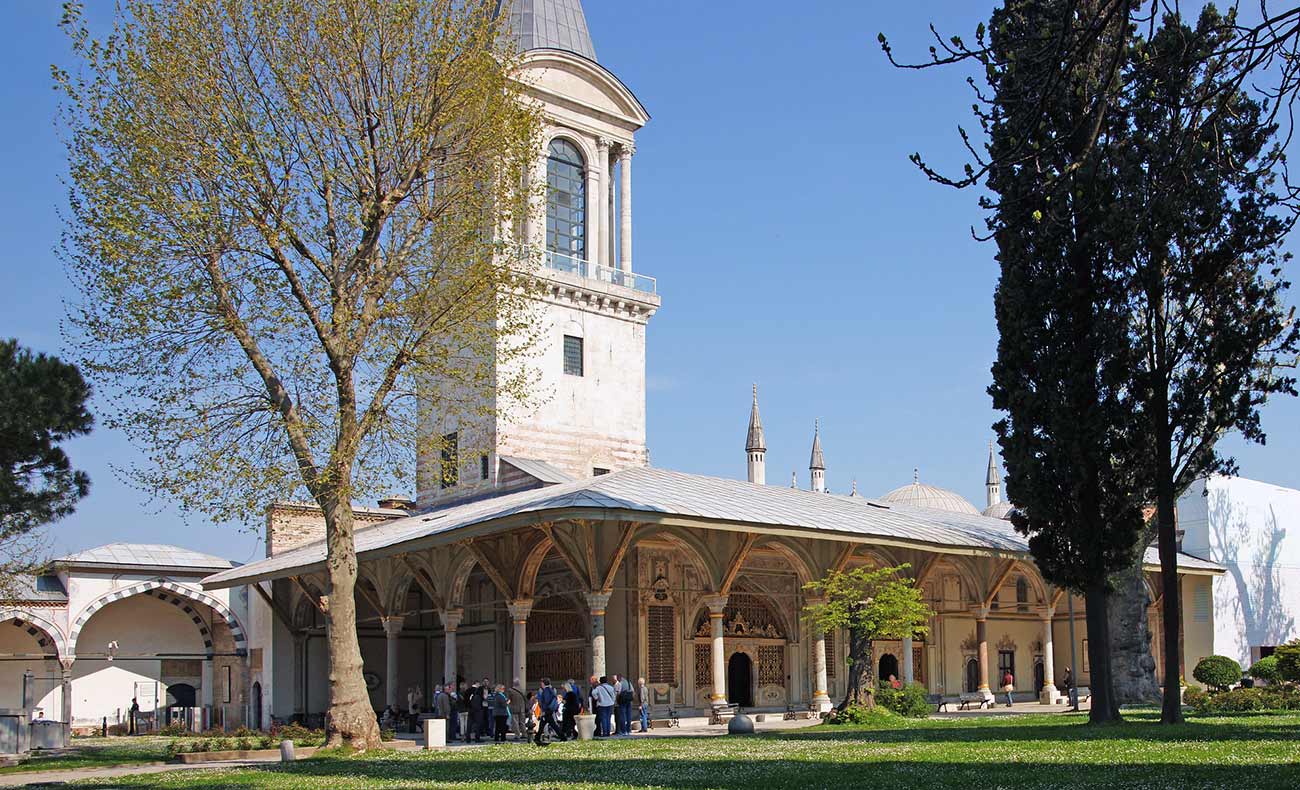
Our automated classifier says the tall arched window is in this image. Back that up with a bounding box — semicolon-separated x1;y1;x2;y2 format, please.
546;139;586;259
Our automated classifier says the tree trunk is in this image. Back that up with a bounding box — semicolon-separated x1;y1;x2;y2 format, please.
1151;284;1184;724
1084;581;1122;723
321;487;382;749
840;628;875;710
1107;554;1160;704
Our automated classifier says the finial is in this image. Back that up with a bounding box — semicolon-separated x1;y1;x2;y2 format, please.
913;467;919;484
753;383;758;400
850;479;858;496
791;471;797;488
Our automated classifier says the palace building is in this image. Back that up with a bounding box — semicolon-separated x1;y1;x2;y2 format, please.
1;0;1229;736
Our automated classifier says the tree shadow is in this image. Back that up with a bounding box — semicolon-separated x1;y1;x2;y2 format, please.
1207;486;1294;662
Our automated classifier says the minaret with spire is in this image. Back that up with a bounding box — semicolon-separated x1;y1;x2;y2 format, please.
745;385;766;485
986;441;1002;510
809;419;826;493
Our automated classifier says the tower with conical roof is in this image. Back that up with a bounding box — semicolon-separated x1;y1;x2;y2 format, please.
809;420;826;493
745;385;766;485
986;441;1001;510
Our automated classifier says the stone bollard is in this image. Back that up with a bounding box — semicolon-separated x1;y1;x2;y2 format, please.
727;712;755;735
424;718;447;750
280;739;296;762
575;713;596;741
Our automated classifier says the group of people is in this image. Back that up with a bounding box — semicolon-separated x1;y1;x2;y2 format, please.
382;673;650;745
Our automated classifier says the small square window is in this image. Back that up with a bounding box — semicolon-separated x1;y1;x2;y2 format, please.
593;467;610;476
480;454;490;481
563;335;584;376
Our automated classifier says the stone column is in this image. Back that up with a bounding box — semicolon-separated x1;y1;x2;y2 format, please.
439;609;463;686
586;592;612;679
974;606;993;700
617;144;634;272
201;658;215;707
594;138;611;267
59;658;74;740
812;630;831;711
703;595;728;707
382;616;404;709
1039;606;1058;704
292;632;307;718
507;599;534;692
902;635;914;685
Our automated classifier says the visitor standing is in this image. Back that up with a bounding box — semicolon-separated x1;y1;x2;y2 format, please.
480;676;494;738
637;677;650;733
592;676;616;737
562;680;581;740
491;684;510;742
508;679;527;741
128;698;139;735
1002;670;1015;707
614;674;634;735
466;681;485;742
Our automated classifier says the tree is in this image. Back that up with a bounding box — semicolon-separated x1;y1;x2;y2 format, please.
803;564;932;710
1192;655;1243;691
1275;640;1300;683
57;0;541;748
977;0;1147;724
0;339;93;597
1112;8;1298;724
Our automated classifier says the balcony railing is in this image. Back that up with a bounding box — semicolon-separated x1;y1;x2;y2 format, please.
531;249;657;296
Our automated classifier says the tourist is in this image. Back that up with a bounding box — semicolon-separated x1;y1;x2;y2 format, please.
614;674;634;735
447;683;463;741
1002;670;1015;707
1063;667;1076;706
128;697;139;735
637;677;650;733
491;684;510;742
481;676;494;738
433;684;452;736
562;680;581;740
535;677;563;744
466;680;485;742
889;674;902;690
508;679;527;741
592;675;616;737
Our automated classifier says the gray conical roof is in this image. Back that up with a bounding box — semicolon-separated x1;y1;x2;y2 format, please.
986;441;1001;486
746;385;765;452
496;0;596;61
809;420;825;471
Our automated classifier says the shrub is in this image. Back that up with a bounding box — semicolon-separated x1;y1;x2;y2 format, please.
824;704;898;726
268;723;326;747
1182;686;1208;710
1275;641;1300;683
1249;655;1282;684
1185;685;1300;714
1193;655;1242;691
874;682;931;718
158;721;189;737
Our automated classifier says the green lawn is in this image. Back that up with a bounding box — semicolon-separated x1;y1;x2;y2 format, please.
0;736;171;775
56;711;1300;789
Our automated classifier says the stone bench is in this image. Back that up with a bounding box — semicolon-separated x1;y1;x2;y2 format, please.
709;704;739;725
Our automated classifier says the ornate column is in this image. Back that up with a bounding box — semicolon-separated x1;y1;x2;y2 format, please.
703;595;728;707
902;635;914;685
617;144;634;272
1039;605;1058;704
586;591;612;679
382;616;404;709
507;599;534;692
440;608;463;686
59;658;74;740
974;606;993;700
594;138;611;267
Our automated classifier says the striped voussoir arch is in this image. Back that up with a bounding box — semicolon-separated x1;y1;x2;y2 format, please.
0;609;69;660
69;579;246;656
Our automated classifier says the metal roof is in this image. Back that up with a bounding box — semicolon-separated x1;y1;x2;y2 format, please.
499;456;574;485
496;0;597;61
880;478;981;515
58;543;234;571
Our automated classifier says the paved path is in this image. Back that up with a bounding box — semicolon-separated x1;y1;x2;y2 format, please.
0;758;275;787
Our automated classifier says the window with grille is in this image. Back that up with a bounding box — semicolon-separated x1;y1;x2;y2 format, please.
480;454;490;481
546;139;586;259
758;645;785;686
563;335;583;376
694;644;710;688
647;605;676;685
440;431;458;489
825;630;836;679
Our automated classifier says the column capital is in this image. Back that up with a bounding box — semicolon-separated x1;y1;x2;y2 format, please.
382;615;405;638
972;605;991;621
584;591;612;614
507;598;535;623
439;607;464;631
1039;604;1056;621
617;142;636;160
702;594;728;616
596;136;613;153
59;657;75;673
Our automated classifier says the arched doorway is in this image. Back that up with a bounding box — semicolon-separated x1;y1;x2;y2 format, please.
878;653;899;685
167;683;196;708
1033;660;1045;694
727;653;753;707
964;658;979;693
252;682;263;730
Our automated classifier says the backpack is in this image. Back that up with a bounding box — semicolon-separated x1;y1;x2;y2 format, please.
538;685;558;712
617;688;634;704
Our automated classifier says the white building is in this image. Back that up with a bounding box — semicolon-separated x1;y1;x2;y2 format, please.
1178;475;1300;668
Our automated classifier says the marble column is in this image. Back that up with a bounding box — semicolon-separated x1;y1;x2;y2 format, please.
902;635;914;685
812;629;831;711
618;144;634;272
440;608;463;686
1039;606;1058;704
704;595;728;707
59;658;73;740
382;615;404;709
507;599;534;692
586;591;612;679
594;138;611;267
974;607;993;700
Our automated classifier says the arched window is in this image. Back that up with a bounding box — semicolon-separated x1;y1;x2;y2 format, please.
546;139;586;259
1016;577;1029;611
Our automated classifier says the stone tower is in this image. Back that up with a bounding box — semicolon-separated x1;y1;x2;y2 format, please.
746;385;766;485
417;0;658;507
809;420;826;493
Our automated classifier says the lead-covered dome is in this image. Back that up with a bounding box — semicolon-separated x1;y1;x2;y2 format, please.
881;472;980;515
982;501;1014;520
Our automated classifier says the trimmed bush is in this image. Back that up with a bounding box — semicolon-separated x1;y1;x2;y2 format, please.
875;682;931;718
1193;655;1243;691
1186;685;1300;714
1182;686;1208;710
1249;655;1282;684
825;704;899;726
1275;641;1300;683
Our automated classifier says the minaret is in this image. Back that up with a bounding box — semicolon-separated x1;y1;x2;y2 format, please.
745;385;766;485
986;441;1002;510
809;419;826;493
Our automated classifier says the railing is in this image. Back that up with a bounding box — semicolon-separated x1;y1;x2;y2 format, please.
529;248;657;296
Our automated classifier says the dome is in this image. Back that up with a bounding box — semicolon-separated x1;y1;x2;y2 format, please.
982;501;1014;520
881;474;980;515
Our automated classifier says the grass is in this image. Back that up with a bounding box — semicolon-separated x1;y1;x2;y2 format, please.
43;710;1300;788
0;736;171;775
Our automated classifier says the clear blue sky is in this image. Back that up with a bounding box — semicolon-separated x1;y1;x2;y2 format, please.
3;1;1297;564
